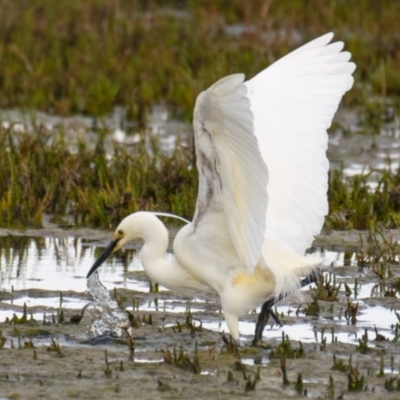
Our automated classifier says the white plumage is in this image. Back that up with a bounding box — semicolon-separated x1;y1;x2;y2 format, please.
87;33;356;341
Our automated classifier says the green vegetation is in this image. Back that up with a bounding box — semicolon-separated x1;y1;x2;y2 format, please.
328;168;400;230
269;332;305;360
0;116;398;229
0;126;197;227
1;0;400;118
163;344;201;374
0;1;399;228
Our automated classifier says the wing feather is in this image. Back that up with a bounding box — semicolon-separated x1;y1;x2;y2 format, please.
245;32;355;264
188;33;355;298
191;74;268;271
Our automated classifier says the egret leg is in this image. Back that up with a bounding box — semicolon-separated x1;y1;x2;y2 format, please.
253;268;320;345
223;309;240;344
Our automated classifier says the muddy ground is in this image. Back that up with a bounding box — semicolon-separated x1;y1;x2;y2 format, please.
1;227;400;399
1;303;399;400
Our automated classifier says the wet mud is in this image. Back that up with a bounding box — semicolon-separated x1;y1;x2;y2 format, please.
1;229;400;399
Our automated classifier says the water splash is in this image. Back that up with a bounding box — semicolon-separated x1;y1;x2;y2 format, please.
86;271;127;337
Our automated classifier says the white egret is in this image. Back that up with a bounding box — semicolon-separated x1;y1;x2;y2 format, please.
87;33;355;343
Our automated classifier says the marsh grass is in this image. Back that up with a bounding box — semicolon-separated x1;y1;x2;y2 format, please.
0;125;198;228
0;123;399;229
1;0;400;119
327;167;400;230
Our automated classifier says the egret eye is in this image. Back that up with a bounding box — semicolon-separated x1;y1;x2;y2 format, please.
117;229;124;236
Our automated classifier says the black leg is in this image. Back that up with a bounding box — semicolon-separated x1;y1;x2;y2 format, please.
252;268;320;345
299;268;320;287
252;299;281;345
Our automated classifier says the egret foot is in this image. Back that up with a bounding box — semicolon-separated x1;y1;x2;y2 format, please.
70;302;91;324
252;268;321;346
252;299;282;346
254;340;272;349
222;334;241;353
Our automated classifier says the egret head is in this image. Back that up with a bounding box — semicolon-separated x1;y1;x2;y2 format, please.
86;212;150;279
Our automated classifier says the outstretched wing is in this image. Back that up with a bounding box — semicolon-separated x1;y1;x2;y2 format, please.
189;33;355;291
191;74;269;271
245;33;355;257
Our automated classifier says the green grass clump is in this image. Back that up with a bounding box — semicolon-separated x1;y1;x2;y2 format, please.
328;168;400;230
0;123;400;229
1;0;400;119
0;126;197;228
163;344;201;374
0;2;400;229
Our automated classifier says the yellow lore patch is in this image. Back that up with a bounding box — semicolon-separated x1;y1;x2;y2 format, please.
233;273;256;285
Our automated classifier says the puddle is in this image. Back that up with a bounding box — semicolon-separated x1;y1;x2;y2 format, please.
1;107;400;181
0;236;161;293
200;370;217;376
0;234;399;349
241;357;270;366
0;105;192;157
0;310;45;322
134;357;164;363
134;300;204;314
3;296;84;309
384;368;399;375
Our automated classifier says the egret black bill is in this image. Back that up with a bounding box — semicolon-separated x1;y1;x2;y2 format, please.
86;239;119;278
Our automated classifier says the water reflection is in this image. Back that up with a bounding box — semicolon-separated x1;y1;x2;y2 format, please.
0;235;399;345
1;107;399;176
0;105;193;157
0;236;149;293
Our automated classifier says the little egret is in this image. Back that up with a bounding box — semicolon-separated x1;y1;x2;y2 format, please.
87;33;355;343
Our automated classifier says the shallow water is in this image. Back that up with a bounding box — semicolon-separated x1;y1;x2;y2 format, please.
1;233;398;347
1;106;400;179
0;231;399;400
0;105;192;157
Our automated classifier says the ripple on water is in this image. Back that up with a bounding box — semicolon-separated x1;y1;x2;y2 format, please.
3;296;84;309
0;235;399;346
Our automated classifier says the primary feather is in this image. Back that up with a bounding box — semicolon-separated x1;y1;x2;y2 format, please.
191;73;268;272
244;32;355;295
